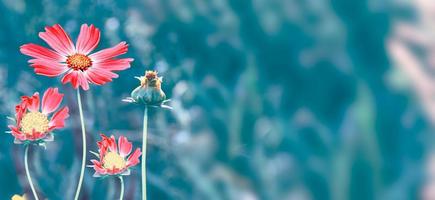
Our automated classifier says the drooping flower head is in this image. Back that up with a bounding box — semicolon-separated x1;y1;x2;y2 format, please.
8;88;69;144
127;70;167;106
90;134;141;177
20;24;133;90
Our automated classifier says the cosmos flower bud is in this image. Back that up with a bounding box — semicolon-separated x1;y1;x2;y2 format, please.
130;70;166;105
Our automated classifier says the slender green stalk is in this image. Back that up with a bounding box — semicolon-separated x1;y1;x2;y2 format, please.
119;176;125;200
74;88;87;200
24;145;39;200
141;106;148;200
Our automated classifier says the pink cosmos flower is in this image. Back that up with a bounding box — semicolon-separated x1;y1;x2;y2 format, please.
20;24;133;90
90;134;141;176
8;88;69;143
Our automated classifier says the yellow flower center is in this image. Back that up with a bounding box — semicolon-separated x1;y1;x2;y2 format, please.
103;152;126;169
20;112;49;135
11;194;26;200
67;53;92;71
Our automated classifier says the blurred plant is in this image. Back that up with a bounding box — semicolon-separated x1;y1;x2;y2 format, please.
19;23;133;200
123;70;170;200
6;88;69;200
387;1;435;125
89;134;141;200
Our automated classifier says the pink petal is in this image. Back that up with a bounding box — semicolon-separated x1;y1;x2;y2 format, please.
77;72;90;90
15;101;28;125
91;159;107;175
20;43;65;61
28;130;47;141
76;24;100;55
118;136;132;158
27;92;40;112
106;168;125;175
62;70;90;90
91;159;102;167
48;106;69;130
42;88;64;114
29;59;69;77
126;148;141;167
61;70;80;89
8;125;25;141
98;134;110;159
89;42;129;62
39;24;75;56
85;67;118;85
92;58;133;71
109;135;117;153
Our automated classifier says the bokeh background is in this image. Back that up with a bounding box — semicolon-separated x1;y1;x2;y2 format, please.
1;0;435;199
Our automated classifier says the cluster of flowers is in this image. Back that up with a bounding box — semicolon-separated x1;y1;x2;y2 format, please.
7;24;169;200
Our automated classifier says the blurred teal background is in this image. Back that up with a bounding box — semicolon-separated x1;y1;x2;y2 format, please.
0;0;434;199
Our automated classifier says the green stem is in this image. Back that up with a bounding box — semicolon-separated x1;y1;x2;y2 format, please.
74;88;87;200
142;106;148;200
119;176;124;200
24;145;39;200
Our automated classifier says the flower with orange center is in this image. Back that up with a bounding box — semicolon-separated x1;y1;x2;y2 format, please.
90;134;141;176
8;88;69;143
20;24;133;90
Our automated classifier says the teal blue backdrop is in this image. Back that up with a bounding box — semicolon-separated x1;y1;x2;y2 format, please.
0;0;429;200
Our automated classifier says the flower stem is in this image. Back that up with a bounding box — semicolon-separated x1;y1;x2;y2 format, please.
119;176;124;200
141;106;148;200
24;145;39;200
74;88;87;200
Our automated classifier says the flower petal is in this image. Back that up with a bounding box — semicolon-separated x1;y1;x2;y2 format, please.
92;58;133;71
91;159;107;175
98;134;110;159
76;24;100;55
118;136;132;158
84;67;118;85
20;43;66;61
8;125;25;141
61;70;90;90
48;106;69;130
39;24;75;56
106;168;125;175
42;87;64;114
23;92;40;112
15;101;28;125
61;70;78;88
27;130;47;141
126;148;141;167
28;59;69;77
89;42;129;62
77;71;90;90
109;135;117;153
32;65;69;77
